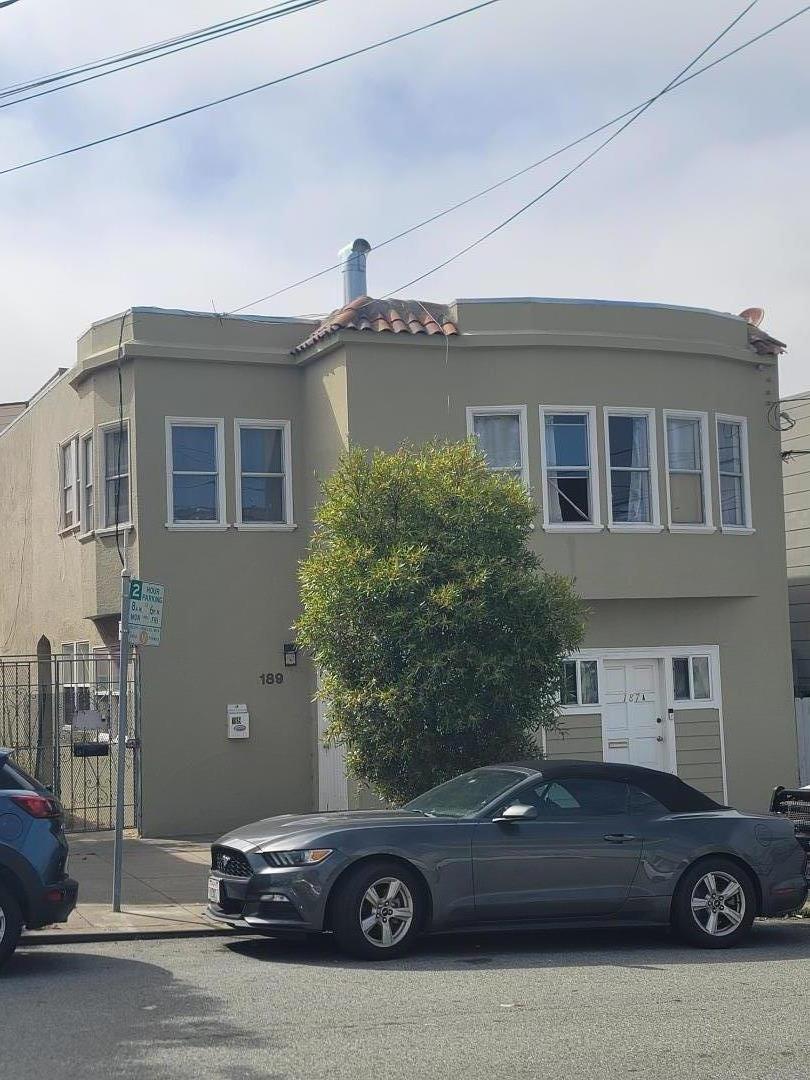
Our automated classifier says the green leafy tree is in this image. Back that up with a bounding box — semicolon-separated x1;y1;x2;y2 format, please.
296;440;586;805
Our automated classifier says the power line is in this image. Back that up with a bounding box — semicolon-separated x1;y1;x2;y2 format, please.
0;0;507;178
0;0;328;110
384;0;771;299
229;2;808;315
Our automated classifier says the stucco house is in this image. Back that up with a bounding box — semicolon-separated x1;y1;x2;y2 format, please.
0;243;799;835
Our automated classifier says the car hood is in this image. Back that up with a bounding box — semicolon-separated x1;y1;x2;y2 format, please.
216;809;443;852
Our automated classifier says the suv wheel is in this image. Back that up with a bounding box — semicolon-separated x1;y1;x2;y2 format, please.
672;857;756;948
0;881;23;969
331;860;424;960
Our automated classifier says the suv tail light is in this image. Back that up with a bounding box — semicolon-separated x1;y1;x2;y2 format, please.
10;793;61;819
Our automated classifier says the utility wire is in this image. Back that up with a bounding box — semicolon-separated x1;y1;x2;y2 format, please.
0;0;506;177
0;0;328;110
383;0;766;299
228;2;809;315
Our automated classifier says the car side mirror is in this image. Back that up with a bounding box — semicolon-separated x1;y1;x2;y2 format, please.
495;803;538;823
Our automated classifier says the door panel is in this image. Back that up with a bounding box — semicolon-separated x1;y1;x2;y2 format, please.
472;779;643;921
602;660;668;771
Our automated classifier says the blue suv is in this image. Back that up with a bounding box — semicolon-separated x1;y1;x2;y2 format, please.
0;748;78;967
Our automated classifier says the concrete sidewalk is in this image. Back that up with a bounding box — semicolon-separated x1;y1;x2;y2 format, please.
23;831;239;943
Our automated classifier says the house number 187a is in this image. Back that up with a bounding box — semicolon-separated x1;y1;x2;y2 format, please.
260;673;284;685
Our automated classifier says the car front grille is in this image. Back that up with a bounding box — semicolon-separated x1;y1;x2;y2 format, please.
771;788;810;851
211;847;253;878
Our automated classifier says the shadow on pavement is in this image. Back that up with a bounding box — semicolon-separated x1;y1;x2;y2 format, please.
223;918;810;972
1;949;271;1078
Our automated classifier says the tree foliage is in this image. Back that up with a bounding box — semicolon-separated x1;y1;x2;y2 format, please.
296;440;586;805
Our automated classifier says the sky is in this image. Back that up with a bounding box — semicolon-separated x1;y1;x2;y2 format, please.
0;0;808;402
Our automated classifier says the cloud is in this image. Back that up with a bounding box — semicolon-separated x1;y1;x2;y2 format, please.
0;0;808;400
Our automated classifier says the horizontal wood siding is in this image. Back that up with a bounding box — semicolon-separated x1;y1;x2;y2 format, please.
545;714;603;762
674;709;724;801
784;403;810;692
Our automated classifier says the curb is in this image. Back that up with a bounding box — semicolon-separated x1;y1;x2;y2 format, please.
21;926;244;946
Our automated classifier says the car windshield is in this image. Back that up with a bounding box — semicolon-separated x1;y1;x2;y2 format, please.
403;768;526;819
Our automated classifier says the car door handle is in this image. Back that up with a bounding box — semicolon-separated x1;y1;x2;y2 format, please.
603;833;637;844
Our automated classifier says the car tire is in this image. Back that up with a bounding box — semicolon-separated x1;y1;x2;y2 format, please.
0;881;23;969
671;857;756;949
331;860;424;960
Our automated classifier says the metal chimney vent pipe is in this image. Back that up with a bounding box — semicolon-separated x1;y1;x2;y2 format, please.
338;238;371;305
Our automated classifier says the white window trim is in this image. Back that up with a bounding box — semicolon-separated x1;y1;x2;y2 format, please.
58;434;80;535
538;405;602;531
99;419;132;530
165;417;226;529
662;409;714;532
78;429;95;537
465;405;530;489
715;413;753;534
672;654;714;706
603;407;662;531
559;658;601;712
558;645;727;800
234;419;295;529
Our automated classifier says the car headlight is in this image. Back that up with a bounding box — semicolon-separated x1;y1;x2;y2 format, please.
262;849;333;868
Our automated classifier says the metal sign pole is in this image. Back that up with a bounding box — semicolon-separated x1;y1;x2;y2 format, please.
112;566;131;912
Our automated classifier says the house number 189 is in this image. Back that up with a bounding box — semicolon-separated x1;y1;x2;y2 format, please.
260;673;284;685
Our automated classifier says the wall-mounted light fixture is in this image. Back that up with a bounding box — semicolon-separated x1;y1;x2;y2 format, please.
283;642;298;667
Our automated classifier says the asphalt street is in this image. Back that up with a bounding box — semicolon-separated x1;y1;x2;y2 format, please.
3;921;810;1080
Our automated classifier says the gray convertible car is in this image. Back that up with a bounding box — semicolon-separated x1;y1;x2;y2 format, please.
207;760;810;959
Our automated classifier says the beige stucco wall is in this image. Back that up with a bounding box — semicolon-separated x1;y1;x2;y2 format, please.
0;359;138;657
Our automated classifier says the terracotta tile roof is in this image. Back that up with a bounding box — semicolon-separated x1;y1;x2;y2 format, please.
292;296;458;355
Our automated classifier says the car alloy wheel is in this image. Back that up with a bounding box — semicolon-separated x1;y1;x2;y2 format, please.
689;870;746;937
359;876;414;949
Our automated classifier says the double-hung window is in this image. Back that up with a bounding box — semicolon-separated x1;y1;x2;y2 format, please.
235;420;293;527
101;421;131;529
166;418;226;527
604;409;659;529
60;641;91;719
664;411;711;529
59;437;79;531
540;407;600;528
466;407;529;486
716;415;751;531
79;432;94;533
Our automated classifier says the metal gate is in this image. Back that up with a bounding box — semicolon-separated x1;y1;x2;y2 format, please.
0;651;140;832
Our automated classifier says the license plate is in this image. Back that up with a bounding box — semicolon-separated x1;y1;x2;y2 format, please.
207;876;222;905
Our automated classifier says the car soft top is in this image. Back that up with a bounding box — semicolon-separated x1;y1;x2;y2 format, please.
502;758;724;813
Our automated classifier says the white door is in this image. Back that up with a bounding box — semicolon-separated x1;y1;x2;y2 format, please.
602;660;670;772
317;696;349;811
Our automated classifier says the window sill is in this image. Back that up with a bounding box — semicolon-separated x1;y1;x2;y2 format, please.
667;525;716;534
673;698;718;710
58;524;80;538
95;524;134;537
77;531;95;544
542;523;604;533
721;526;755;535
558;703;602;715
165;522;229;531
607;524;664;534
233;522;298;531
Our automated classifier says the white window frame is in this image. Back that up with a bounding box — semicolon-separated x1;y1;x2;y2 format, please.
60;641;91;718
559;658;600;710
603;407;662;532
672;653;713;705
715;413;753;534
165;417;227;530
58;435;79;534
662;409;714;533
465;405;530;488
538;405;602;532
79;430;95;536
98;419;132;533
234;419;295;530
